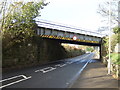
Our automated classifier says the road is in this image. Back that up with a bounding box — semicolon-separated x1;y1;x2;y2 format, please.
1;53;95;88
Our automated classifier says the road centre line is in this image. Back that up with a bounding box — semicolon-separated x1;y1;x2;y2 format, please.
66;62;73;64
35;63;68;73
35;67;56;73
35;67;52;72
59;64;66;67
35;54;93;73
35;70;40;72
41;67;56;73
0;75;31;89
69;54;92;63
55;64;67;67
55;64;61;67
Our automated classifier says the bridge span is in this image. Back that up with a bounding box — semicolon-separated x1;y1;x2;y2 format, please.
36;20;105;46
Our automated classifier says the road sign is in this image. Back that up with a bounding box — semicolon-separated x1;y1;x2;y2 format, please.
73;36;77;40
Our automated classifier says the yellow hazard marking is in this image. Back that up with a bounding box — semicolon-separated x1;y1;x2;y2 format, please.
40;35;99;44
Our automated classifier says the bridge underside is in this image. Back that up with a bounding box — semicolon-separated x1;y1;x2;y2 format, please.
40;37;102;60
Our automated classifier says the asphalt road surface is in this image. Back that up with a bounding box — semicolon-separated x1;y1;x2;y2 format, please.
1;53;95;88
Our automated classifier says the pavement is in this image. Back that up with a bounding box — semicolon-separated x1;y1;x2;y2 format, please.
70;61;119;89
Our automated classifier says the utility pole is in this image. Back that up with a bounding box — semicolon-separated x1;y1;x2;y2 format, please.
118;2;120;85
108;0;111;74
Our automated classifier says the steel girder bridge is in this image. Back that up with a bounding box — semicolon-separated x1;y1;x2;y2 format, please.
36;19;105;46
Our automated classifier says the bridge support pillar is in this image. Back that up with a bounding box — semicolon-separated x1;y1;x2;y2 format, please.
99;45;102;60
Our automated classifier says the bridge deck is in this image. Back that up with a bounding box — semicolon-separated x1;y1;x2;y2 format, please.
36;20;105;44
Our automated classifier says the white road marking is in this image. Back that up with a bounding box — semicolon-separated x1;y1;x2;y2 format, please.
35;54;93;73
35;63;68;73
41;67;56;73
80;60;91;72
68;59;91;87
73;54;91;63
35;67;51;72
59;64;66;67
55;64;61;67
35;67;56;73
0;75;31;89
0;75;27;83
35;70;40;73
67;62;73;64
55;63;67;67
42;67;56;73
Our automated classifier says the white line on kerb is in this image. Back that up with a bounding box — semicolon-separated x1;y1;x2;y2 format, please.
68;59;91;87
0;75;32;89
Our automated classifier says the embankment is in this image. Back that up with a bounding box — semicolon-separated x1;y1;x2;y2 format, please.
2;37;85;71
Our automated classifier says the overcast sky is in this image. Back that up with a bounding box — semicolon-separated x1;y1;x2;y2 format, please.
36;0;107;32
2;0;109;32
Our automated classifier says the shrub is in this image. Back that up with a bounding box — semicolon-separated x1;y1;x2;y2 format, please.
111;53;120;65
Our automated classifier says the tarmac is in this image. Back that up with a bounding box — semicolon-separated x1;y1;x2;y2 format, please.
70;61;119;89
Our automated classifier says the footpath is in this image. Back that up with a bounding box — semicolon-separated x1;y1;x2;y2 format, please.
70;61;119;89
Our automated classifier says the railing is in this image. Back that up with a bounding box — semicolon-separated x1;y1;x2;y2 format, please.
36;19;106;38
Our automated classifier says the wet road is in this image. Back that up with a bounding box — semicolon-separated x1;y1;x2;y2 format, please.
1;53;96;88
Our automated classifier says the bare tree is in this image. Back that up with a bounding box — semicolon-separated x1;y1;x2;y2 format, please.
98;0;119;24
97;0;119;33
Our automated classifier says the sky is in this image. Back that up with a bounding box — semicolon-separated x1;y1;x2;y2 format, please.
36;0;107;32
1;0;110;33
